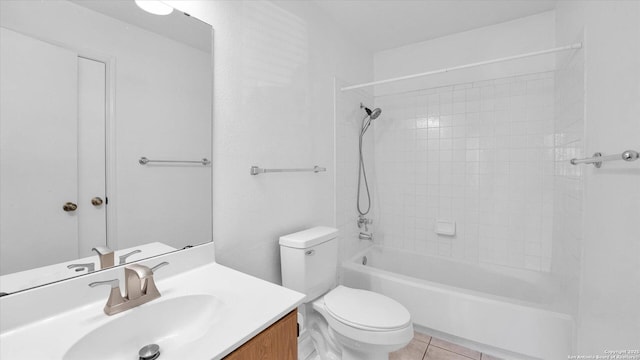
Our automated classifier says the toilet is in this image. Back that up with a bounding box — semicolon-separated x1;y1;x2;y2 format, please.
280;226;413;360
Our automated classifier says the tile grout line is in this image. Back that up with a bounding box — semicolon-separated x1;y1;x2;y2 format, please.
416;341;426;360
410;333;500;360
428;343;480;360
416;336;431;360
424;336;432;360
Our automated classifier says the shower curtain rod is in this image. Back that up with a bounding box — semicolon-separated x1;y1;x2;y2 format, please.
340;43;583;92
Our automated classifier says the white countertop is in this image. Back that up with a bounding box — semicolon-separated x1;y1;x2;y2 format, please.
0;261;305;359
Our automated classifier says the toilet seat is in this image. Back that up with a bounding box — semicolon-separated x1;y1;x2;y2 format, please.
323;286;411;331
312;288;414;349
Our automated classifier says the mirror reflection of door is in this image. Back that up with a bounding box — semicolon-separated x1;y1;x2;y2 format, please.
0;28;107;275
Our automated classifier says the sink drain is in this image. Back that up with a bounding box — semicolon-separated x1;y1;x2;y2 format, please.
139;344;160;360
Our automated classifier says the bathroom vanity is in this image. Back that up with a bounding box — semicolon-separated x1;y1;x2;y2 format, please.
0;244;305;360
224;311;298;359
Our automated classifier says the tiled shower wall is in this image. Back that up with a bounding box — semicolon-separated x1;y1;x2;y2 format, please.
373;72;556;272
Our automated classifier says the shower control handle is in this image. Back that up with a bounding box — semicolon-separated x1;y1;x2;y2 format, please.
357;216;373;231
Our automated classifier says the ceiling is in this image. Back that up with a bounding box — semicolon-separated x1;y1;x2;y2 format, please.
70;0;211;52
312;0;557;52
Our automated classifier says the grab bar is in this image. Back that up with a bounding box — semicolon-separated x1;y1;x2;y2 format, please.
139;157;210;166
250;165;326;175
570;150;639;168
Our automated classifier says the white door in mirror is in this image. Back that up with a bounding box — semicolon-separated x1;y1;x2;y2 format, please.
0;28;107;275
0;28;79;274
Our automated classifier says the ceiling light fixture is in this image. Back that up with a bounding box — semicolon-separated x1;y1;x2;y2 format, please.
134;0;174;16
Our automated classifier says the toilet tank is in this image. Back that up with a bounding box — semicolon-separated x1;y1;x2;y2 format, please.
280;226;338;302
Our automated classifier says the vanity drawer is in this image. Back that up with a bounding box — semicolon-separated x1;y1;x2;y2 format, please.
224;310;297;360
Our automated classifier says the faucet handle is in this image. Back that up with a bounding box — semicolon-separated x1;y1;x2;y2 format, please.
119;249;142;265
68;263;96;272
144;263;169;301
89;279;126;314
357;216;374;231
89;279;119;289
123;262;168;278
150;262;169;273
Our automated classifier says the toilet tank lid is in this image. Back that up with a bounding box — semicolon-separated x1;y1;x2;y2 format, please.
279;226;338;249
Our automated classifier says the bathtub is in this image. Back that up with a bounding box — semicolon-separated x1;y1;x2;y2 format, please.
342;245;574;360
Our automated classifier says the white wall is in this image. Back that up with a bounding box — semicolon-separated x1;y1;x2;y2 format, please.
555;0;640;352
373;11;556;96
0;1;212;252
170;1;373;284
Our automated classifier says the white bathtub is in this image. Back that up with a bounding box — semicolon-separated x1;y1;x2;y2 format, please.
342;245;574;360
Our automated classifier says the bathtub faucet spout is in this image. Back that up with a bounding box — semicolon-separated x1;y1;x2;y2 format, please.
359;232;373;241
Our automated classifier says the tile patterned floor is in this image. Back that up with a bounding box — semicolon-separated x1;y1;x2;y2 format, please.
390;332;503;360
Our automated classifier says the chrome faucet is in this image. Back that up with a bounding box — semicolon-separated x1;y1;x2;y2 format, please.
92;246;114;269
67;263;95;273
359;232;374;241
88;262;169;316
119;249;142;265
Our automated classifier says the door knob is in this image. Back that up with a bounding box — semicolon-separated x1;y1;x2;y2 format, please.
91;197;104;206
63;202;78;212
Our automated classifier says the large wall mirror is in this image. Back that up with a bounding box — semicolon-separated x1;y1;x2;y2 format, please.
0;0;213;294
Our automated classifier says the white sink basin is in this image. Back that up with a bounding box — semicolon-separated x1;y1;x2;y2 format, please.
64;295;223;360
1;253;305;360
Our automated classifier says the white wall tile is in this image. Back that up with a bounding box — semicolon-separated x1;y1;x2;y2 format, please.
373;72;556;272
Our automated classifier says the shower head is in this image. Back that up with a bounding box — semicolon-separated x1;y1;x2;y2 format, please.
360;104;382;137
368;107;382;120
362;105;382;120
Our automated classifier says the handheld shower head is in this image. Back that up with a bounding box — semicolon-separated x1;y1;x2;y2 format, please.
357;103;383;217
360;103;382;136
362;105;382;120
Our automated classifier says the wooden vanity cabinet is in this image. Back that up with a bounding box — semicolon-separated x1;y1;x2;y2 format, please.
224;310;297;360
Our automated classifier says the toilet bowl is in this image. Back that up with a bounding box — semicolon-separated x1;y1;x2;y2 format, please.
280;227;413;360
312;286;413;360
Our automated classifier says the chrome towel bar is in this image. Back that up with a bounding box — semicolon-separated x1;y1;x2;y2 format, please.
570;150;639;168
250;165;326;175
139;157;210;165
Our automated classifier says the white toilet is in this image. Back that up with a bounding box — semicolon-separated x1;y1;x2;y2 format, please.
280;226;413;360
